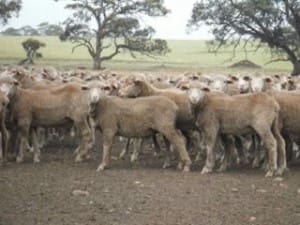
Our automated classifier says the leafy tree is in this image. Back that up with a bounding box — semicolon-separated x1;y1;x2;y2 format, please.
19;25;39;35
19;38;45;65
0;0;22;26
56;0;170;70
37;22;63;36
188;0;300;75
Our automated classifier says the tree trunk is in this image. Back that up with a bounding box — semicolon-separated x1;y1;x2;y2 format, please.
291;60;300;76
93;56;102;70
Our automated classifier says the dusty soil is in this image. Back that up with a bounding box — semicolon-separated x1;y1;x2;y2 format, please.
0;135;299;225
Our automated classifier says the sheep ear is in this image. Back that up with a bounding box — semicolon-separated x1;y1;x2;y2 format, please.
81;86;89;90
231;76;238;81
265;77;272;83
134;79;143;85
103;86;111;91
274;74;280;79
15;70;22;76
181;85;189;91
281;82;287;89
225;80;233;84
111;80;120;89
202;87;210;92
244;76;251;81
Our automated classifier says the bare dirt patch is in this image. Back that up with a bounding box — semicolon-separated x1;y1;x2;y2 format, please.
229;60;262;69
0;136;299;225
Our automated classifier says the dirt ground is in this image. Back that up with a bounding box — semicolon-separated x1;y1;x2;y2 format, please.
0;135;299;225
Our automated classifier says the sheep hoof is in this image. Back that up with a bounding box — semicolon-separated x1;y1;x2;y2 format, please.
73;147;80;155
177;162;183;170
194;153;202;162
16;156;24;163
265;170;274;177
96;164;106;172
252;160;260;168
217;164;227;172
130;154;138;163
119;151;126;160
162;160;171;169
183;165;190;172
74;155;83;163
33;156;40;163
276;166;288;176
201;166;212;174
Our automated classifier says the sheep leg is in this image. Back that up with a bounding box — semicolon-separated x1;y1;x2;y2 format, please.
272;118;287;175
87;116;96;149
97;130;115;171
255;127;277;177
74;118;93;162
1;116;9;163
234;136;248;165
195;131;205;162
251;135;262;168
218;135;235;172
119;138;131;159
152;134;162;156
283;135;293;162
201;128;217;174
162;136;172;169
131;138;143;162
162;128;191;172
16;119;30;163
31;128;41;163
0;133;2;163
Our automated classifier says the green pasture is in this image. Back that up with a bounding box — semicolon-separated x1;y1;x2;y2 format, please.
0;36;292;73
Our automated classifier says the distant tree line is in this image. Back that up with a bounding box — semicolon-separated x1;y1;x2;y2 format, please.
1;22;63;36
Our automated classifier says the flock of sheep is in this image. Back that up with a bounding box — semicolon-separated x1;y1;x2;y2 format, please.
0;66;299;177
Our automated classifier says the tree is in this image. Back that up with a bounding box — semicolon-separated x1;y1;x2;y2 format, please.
56;0;170;70
19;38;45;65
0;0;22;26
19;25;39;35
37;22;63;36
188;0;300;76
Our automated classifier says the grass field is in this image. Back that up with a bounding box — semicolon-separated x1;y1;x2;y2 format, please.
0;36;293;73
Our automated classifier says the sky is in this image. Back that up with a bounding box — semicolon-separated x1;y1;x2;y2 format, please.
2;0;212;40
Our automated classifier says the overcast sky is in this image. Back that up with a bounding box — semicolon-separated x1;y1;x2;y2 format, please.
3;0;212;40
